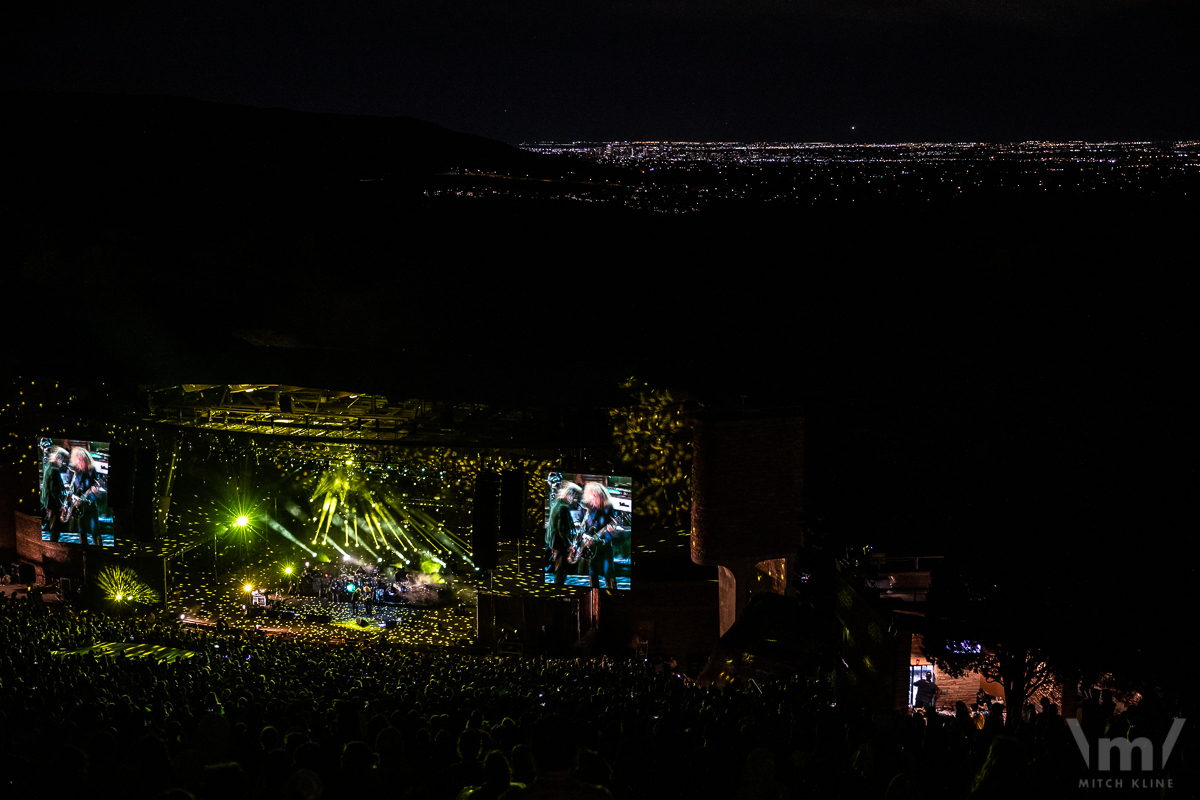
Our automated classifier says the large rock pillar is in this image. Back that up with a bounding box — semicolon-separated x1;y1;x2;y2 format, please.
690;409;804;636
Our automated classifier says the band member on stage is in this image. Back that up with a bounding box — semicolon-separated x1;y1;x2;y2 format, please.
66;447;106;545
41;446;68;542
579;482;618;590
546;481;582;586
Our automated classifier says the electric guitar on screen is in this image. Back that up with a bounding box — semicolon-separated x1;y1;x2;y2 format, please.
567;527;593;564
60;470;105;524
61;490;94;524
568;519;612;564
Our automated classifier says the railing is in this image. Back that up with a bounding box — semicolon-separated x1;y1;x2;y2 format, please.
880;588;928;602
880;556;944;572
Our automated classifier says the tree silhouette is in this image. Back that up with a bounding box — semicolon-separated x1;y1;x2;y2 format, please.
921;519;1073;727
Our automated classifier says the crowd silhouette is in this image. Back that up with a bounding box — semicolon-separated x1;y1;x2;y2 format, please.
1;595;1189;799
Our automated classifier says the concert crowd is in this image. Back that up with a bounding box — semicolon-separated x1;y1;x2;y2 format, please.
1;596;1190;799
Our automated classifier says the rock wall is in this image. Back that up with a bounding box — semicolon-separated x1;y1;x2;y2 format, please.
14;510;82;584
909;632;985;710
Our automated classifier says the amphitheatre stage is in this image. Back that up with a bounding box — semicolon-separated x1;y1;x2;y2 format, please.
2;375;709;666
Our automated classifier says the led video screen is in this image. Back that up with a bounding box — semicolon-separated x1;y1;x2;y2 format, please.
543;472;632;590
38;438;115;547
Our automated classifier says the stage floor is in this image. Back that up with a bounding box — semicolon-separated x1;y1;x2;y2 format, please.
232;594;477;646
542;575;632;590
283;595;434;625
40;531;116;547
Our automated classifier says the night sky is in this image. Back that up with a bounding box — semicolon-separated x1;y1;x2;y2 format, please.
5;0;1198;144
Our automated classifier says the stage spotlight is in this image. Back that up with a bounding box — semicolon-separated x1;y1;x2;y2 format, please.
180;613;186;620
115;594;123;601
236;515;249;527
244;583;253;592
285;567;293;575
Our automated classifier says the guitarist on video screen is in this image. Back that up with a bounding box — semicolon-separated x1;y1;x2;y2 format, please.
546;480;582;586
577;481;618;590
65;447;107;545
40;444;69;542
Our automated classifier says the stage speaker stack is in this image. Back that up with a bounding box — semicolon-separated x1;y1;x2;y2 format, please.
384;619;398;629
356;618;371;627
130;445;158;543
106;443;133;508
471;470;501;570
499;468;525;543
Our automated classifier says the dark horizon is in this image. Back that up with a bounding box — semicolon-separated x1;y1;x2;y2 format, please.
6;0;1198;146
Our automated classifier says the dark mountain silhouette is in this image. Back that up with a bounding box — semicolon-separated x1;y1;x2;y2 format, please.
0;90;641;406
5;89;561;181
0;90;1189;426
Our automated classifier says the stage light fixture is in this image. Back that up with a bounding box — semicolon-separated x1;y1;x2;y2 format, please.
236;515;249;527
285;567;293;575
244;583;253;592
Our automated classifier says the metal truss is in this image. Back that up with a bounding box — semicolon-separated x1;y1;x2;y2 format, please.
140;384;592;450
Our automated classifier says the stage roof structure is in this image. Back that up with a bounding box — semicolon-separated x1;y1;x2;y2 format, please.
141;383;613;453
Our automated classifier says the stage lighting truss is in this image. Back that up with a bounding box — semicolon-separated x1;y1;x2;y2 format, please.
140;385;532;448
